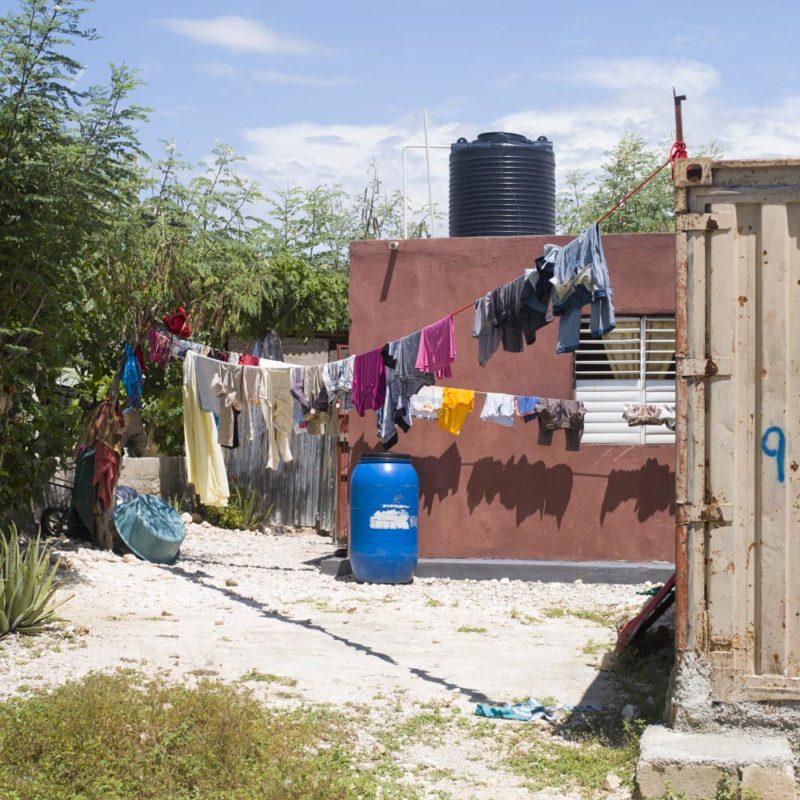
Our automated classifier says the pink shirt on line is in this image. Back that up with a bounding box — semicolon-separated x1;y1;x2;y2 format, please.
415;315;456;379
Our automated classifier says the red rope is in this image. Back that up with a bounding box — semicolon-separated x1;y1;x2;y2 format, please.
669;139;688;179
596;159;669;225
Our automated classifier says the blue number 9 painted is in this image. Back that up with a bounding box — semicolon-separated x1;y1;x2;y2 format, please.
761;426;786;484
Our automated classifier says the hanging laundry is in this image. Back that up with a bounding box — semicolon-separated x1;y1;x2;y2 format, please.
253;330;284;362
121;342;143;409
193;354;224;415
258;367;294;469
322;356;355;412
410;385;444;420
227;351;241;365
182;352;229;507
549;223;615;354
438;388;475;436
80;396;125;511
378;332;436;448
303;364;331;435
148;329;172;367
238;353;260;367
163;306;191;338
416;315;456;379
208;348;230;362
515;395;541;423
352;348;387;416
472;293;503;367
622;403;676;431
521;246;558;316
210;364;256;448
535;399;586;451
480;393;516;427
491;275;552;354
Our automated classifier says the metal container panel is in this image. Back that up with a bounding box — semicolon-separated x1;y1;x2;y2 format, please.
675;158;800;701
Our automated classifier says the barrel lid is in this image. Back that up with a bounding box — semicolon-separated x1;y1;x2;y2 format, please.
359;453;412;463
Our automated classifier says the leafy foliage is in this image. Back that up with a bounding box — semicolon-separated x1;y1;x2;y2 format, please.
0;525;64;636
556;133;723;234
0;0;146;513
203;486;272;531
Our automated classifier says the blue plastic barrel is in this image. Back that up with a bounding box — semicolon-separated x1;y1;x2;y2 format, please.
349;453;419;583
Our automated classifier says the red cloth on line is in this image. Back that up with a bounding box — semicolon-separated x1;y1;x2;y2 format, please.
163;306;191;338
238;353;260;366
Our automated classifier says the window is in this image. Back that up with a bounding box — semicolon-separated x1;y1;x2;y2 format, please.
575;316;676;445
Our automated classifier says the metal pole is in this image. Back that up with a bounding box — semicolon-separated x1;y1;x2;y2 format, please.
423;108;436;238
673;87;687;143
402;146;407;239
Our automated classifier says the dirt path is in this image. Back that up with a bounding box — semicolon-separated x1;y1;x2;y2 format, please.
1;524;656;799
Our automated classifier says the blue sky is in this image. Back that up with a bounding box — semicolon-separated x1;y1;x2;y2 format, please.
5;1;800;223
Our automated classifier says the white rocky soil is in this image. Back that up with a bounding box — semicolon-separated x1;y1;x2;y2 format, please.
0;522;658;799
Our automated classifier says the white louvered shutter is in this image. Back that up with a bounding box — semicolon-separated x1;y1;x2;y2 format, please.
575;317;675;445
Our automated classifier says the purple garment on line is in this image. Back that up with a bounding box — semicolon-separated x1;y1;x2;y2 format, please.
415;315;456;379
351;348;387;416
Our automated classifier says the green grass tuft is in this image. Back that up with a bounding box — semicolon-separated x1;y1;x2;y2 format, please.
0;671;416;800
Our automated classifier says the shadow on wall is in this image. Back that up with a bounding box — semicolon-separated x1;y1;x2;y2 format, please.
466;457;573;528
414;443;462;513
600;457;675;524
350;436;462;514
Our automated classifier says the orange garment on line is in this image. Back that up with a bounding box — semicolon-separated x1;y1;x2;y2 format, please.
437;388;475;436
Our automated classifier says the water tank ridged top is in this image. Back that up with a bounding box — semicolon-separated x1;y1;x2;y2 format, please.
449;131;555;237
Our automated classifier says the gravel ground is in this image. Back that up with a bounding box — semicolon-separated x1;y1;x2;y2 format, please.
0;523;662;799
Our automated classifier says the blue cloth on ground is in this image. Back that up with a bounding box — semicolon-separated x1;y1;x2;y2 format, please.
113;494;185;564
474;698;603;722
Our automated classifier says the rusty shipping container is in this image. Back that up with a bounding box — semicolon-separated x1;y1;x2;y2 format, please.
675;158;800;702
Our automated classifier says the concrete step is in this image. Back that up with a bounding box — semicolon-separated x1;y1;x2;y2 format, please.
637;725;797;800
320;555;674;584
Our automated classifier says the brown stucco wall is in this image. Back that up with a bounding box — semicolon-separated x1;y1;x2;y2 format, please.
348;233;676;562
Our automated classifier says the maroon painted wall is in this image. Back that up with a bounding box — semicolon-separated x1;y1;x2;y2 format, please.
348;233;676;562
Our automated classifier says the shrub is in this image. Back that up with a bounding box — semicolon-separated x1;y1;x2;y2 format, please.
203;486;272;531
0;525;64;637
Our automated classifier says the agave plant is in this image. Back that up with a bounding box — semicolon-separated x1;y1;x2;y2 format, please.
233;486;273;532
0;525;65;637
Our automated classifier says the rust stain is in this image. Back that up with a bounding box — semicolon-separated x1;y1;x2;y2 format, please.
738;295;748;306
762;368;768;378
705;358;719;376
792;462;799;473
726;561;735;575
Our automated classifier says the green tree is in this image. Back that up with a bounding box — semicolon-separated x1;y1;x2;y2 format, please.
0;0;146;514
556;133;722;235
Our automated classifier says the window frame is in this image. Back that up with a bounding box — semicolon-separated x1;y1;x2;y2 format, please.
574;315;676;446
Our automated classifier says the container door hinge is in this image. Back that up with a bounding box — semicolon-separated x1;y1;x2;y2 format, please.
678;212;733;232
677;355;733;377
676;500;733;525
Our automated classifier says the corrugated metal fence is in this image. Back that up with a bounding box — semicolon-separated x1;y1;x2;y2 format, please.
223;410;338;532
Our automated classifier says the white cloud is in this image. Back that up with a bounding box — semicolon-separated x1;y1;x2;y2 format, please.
235;56;800;235
572;57;720;98
160;16;328;56
251;70;352;88
195;61;237;79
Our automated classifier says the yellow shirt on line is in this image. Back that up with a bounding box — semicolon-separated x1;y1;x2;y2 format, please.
437;388;475;436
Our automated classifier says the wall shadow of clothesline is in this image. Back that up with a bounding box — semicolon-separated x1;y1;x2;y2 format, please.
351;436;462;514
600;457;675;525
466;457;573;527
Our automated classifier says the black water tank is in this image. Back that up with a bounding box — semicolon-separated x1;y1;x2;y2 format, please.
449;132;555;237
